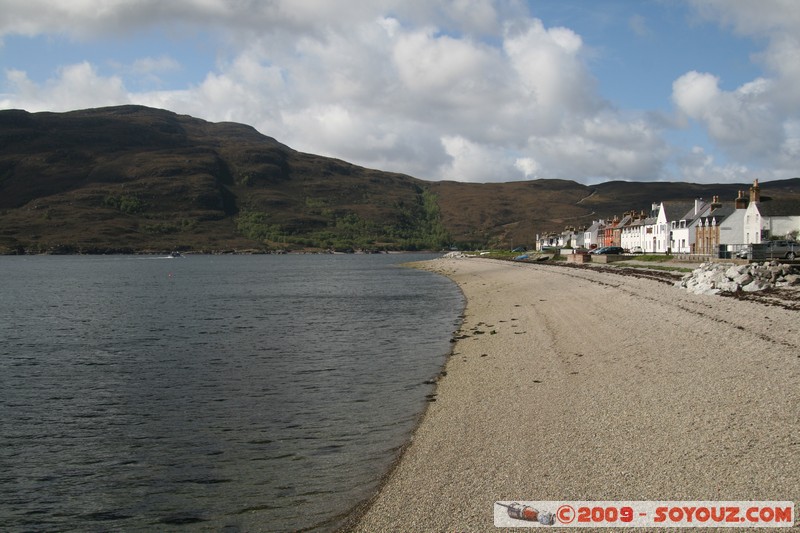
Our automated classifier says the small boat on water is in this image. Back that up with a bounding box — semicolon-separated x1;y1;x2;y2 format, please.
167;251;185;258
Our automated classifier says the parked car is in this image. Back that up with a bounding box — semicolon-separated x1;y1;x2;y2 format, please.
630;246;644;254
737;241;798;260
769;240;798;260
590;246;625;255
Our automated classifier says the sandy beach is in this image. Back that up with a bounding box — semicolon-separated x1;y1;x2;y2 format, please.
348;257;800;531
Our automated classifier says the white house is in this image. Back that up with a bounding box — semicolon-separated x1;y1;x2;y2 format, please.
718;191;748;247
640;204;660;253
670;199;708;254
620;213;646;251
743;179;800;243
611;211;643;251
568;227;587;249
536;232;562;250
583;220;605;249
546;179;798;256
645;202;693;253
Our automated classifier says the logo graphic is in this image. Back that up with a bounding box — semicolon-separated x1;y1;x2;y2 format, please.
496;502;555;525
494;501;794;528
556;505;575;524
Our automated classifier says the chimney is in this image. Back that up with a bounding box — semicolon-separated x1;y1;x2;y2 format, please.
735;190;747;209
710;195;722;209
694;198;703;215
749;179;760;203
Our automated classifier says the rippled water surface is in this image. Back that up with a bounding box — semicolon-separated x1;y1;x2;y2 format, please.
0;254;463;532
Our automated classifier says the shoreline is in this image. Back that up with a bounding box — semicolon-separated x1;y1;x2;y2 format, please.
345;256;800;531
333;257;469;533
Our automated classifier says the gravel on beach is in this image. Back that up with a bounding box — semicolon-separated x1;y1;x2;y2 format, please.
348;257;800;532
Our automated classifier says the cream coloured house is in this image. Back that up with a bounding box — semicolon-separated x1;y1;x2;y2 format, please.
743;179;800;243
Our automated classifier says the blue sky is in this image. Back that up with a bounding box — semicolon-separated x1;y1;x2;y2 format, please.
1;0;798;185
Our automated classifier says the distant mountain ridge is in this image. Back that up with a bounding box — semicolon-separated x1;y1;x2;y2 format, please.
1;105;799;253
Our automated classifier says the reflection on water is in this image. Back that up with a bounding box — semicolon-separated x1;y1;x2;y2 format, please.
0;254;463;532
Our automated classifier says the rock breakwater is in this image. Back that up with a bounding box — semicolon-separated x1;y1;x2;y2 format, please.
677;261;800;295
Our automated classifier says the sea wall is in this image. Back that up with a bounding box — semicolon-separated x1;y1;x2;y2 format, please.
676;261;800;295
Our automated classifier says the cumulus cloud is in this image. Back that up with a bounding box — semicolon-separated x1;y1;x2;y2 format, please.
0;0;504;40
672;72;781;160
1;62;129;111
522;115;668;183
515;157;540;179
674;0;800;180
675;146;751;184
0;0;796;184
503;19;599;131
438;135;520;182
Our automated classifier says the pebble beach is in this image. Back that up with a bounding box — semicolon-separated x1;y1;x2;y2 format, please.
346;257;800;531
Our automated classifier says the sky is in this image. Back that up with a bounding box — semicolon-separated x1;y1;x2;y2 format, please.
1;0;798;185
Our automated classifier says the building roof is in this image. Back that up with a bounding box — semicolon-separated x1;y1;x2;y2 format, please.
661;201;696;222
698;205;735;225
613;214;632;229
585;220;604;232
679;200;709;223
754;198;800;217
628;217;646;227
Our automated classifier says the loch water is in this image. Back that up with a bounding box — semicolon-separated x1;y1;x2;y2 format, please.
0;253;463;532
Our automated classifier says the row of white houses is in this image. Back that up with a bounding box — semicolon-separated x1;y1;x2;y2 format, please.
536;180;800;255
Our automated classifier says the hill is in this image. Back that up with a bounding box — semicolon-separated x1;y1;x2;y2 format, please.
1;105;798;253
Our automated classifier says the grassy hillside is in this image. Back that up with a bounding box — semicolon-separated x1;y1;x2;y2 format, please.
1;105;799;253
0;106;446;253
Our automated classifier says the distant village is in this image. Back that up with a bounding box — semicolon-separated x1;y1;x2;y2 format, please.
536;180;800;258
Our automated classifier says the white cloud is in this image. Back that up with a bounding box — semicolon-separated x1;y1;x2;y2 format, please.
394;30;492;96
675;146;751;183
2;69;38;104
2;62;128;111
672;72;782;159
439;135;520;182
1;0;796;185
0;1;466;39
442;0;501;35
503;18;598;131
671;71;718;118
525;126;666;182
515;157;540;179
674;0;800;181
688;0;800;38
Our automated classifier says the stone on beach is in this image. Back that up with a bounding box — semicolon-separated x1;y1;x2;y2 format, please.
677;260;800;295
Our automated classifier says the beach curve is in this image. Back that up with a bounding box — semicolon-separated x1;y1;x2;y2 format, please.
345;257;799;532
